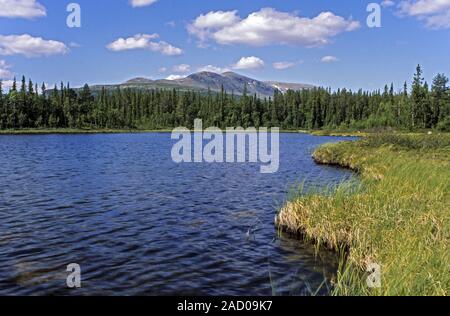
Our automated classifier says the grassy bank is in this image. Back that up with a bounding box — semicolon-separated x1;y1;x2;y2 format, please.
277;133;449;296
310;130;370;137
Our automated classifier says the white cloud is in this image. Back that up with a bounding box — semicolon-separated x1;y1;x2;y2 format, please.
166;21;176;27
423;11;450;28
398;0;450;29
381;0;396;7
0;34;68;57
147;41;182;56
197;65;230;73
188;10;240;43
158;67;167;73
0;60;13;79
107;34;183;56
107;33;158;50
232;56;265;70
166;74;186;80
321;55;339;63
1;79;15;91
192;10;240;29
0;0;46;19
0;77;48;93
129;0;158;8
173;64;190;73
188;8;360;47
399;0;450;15
273;61;297;70
69;41;81;48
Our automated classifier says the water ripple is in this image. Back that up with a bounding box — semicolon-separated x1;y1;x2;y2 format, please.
0;133;355;295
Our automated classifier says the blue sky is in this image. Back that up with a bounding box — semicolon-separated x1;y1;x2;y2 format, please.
0;0;449;91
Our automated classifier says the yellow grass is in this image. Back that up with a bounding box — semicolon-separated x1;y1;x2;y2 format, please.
277;133;450;296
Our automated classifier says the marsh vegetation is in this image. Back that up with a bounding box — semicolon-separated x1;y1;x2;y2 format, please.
277;133;449;295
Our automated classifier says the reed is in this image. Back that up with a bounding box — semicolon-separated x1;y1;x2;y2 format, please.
277;133;450;296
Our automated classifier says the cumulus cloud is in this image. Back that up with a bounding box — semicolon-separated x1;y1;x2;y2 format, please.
188;8;360;47
187;10;240;43
232;56;265;70
398;0;450;29
107;34;183;56
129;0;158;8
107;33;158;50
166;74;186;80
273;61;297;70
0;60;13;79
321;55;339;63
0;34;68;57
172;64;190;73
197;65;230;73
0;0;46;19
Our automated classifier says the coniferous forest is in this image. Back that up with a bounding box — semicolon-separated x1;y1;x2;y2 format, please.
1;65;449;131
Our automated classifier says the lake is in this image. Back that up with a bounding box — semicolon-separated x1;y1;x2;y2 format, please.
0;133;355;296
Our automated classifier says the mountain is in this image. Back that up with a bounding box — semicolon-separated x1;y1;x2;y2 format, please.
167;71;279;97
124;77;154;85
265;81;315;93
69;72;315;97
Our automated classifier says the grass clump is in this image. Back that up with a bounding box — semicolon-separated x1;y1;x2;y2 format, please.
277;133;450;296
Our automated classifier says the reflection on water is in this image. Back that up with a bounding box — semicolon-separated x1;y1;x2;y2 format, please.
0;133;354;295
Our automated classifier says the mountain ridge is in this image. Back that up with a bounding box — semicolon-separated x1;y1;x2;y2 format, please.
76;71;316;97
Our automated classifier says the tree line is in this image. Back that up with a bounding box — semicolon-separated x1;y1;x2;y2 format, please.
0;65;449;131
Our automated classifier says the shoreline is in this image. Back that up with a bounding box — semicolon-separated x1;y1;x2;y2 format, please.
0;128;400;137
0;128;175;135
0;128;342;136
276;133;449;296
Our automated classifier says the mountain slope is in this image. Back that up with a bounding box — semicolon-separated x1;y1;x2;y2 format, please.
71;72;315;97
265;81;316;93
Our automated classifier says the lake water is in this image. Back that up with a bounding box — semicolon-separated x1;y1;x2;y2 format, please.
0;133;355;296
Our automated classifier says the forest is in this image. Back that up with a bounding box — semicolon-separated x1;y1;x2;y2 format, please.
0;65;449;131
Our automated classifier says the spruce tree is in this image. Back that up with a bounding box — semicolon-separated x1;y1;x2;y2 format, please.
431;74;448;127
11;77;17;92
411;65;425;128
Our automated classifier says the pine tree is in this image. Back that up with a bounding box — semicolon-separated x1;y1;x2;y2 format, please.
11;77;17;92
431;73;448;127
423;82;432;128
41;82;46;95
0;66;447;132
399;81;409;126
28;79;34;95
20;76;26;94
411;65;425;128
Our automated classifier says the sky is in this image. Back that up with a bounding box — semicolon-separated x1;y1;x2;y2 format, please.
0;0;449;92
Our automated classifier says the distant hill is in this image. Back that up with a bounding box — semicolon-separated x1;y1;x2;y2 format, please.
265;81;316;93
60;71;315;97
170;71;280;97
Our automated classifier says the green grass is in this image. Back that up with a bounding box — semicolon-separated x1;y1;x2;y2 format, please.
310;130;370;137
277;133;450;296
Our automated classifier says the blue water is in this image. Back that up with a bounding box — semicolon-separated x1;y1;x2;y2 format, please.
0;133;355;296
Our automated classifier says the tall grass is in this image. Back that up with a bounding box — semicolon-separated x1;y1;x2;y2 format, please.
277;133;450;296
